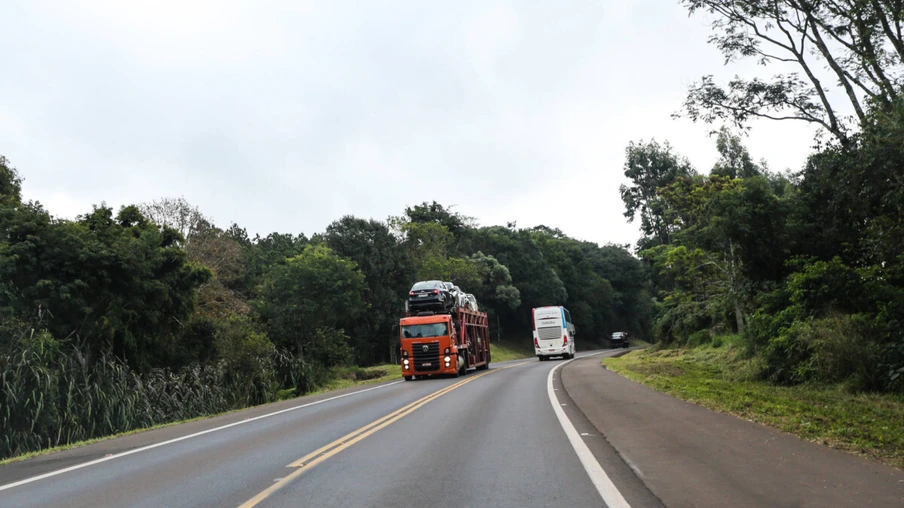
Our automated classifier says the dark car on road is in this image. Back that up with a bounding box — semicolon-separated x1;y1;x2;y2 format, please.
610;331;630;349
408;280;453;312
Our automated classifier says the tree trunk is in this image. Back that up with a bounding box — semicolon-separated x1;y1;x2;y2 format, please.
734;300;746;335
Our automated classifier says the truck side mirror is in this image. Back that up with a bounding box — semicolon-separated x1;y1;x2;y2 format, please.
391;324;399;337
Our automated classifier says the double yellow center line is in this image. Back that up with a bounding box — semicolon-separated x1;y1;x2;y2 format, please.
239;362;526;507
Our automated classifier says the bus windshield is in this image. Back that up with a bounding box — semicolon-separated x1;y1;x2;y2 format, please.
402;323;448;338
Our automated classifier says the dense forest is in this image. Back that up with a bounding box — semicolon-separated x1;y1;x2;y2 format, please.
0;161;650;459
627;1;904;394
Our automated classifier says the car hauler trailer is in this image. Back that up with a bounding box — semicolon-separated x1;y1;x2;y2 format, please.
397;306;490;380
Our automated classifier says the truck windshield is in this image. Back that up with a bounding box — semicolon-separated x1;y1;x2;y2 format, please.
402;323;448;338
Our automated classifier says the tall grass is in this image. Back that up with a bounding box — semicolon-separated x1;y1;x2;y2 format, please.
0;331;325;461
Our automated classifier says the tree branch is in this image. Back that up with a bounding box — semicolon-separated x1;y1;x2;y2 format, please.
797;7;867;121
870;0;904;62
770;3;845;136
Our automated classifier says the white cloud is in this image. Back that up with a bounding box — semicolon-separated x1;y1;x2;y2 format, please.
1;0;821;249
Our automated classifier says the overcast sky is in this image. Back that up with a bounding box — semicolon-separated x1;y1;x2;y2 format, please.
1;0;820;248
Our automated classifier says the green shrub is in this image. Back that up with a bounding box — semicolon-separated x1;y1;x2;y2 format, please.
686;329;712;347
759;314;886;390
276;388;297;401
306;328;354;368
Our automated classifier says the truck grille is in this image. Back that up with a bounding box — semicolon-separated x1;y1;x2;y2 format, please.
538;326;563;341
412;341;440;372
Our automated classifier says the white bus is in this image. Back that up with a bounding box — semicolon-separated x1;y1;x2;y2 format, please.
532;306;575;361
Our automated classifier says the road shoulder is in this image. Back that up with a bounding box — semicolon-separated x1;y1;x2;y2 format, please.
550;354;665;507
562;355;904;508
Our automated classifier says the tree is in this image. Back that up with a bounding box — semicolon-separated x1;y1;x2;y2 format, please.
711;127;763;178
243;232;308;290
795;97;904;277
187;221;249;319
469;251;522;310
392;219;480;287
404;201;474;239
620;140;697;248
592;244;654;338
678;0;904;142
256;244;367;360
0;202;210;369
0;156;21;206
138;197;207;247
469;225;566;336
323;216;415;364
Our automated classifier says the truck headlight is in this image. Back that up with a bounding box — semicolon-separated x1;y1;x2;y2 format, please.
444;356;451;363
403;359;409;367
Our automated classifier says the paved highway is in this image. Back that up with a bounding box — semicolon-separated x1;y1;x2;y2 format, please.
0;351;660;508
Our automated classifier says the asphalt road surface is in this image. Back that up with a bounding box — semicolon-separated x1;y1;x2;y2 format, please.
0;350;660;508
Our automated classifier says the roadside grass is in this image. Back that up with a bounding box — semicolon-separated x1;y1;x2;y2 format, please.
491;340;536;362
0;363;403;467
603;339;904;469
628;338;654;348
0;411;234;467
308;364;403;395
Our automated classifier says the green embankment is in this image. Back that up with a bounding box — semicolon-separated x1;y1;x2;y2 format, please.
0;364;403;466
490;339;536;362
603;339;904;468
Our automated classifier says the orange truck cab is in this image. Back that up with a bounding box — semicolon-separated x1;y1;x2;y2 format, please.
398;307;489;381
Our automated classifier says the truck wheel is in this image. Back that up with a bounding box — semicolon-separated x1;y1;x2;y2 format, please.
404;376;413;381
477;359;489;371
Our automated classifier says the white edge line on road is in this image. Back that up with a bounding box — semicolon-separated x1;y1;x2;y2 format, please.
548;353;631;508
0;380;404;492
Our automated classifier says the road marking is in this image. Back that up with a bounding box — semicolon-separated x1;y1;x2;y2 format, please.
548;354;631;508
239;362;527;508
287;376;471;468
0;380;404;493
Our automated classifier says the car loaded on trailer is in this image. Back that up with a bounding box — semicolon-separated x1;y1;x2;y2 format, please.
407;280;454;312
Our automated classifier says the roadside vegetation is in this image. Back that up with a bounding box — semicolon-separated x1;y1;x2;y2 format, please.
617;0;904;397
490;340;536;363
604;339;904;468
0;159;649;461
598;1;904;469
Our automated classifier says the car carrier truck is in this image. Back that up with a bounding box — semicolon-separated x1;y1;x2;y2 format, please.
396;305;490;380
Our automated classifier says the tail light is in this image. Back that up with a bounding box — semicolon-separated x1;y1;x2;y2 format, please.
433;289;439;294
409;291;415;296
563;335;568;345
534;337;539;348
